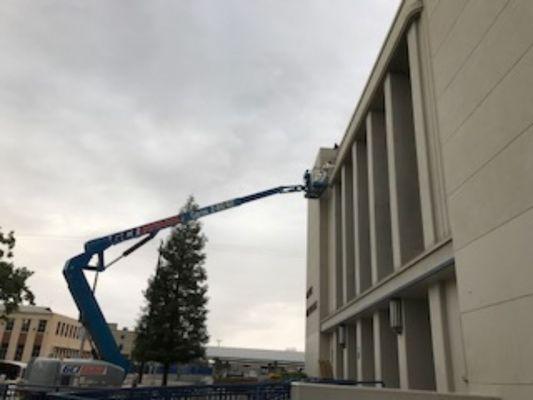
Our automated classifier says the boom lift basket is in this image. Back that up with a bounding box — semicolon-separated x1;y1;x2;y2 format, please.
304;163;333;199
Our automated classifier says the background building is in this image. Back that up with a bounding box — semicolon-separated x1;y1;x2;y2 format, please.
106;322;304;379
0;305;91;363
207;346;304;378
108;323;136;361
305;1;533;400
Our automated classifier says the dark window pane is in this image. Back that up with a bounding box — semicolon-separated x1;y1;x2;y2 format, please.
5;319;14;331
37;320;47;333
21;319;31;332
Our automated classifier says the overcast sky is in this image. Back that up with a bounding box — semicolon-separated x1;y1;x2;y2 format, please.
1;0;399;351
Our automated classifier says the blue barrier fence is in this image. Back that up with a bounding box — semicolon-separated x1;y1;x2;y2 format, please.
0;379;385;400
48;382;291;400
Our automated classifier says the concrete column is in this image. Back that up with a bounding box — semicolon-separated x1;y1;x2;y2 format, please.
6;318;21;360
21;318;38;362
352;141;371;294
332;330;344;379
384;72;424;269
341;164;355;302
343;324;357;380
327;186;343;312
397;298;436;390
373;310;400;388
407;20;436;248
334;184;343;308
366;111;393;284
428;282;453;392
356;318;375;382
318;198;330;318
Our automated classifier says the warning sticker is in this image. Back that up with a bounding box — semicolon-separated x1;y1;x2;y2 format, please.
79;365;107;376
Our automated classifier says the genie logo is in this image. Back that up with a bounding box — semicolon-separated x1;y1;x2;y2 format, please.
61;365;81;375
189;200;236;220
108;228;141;244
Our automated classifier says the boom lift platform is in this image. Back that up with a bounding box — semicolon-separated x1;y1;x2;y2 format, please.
63;171;330;372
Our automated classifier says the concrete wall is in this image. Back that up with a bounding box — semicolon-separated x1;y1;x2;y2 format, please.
426;1;533;398
305;1;533;400
305;148;337;377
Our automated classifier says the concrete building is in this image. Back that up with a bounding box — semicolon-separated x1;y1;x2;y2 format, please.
305;1;533;400
108;323;136;361
0;305;91;363
207;346;304;377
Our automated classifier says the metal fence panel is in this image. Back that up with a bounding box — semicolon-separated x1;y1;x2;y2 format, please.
47;382;291;400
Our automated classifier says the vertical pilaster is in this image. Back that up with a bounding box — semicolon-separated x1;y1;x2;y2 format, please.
333;330;344;379
428;282;453;392
407;21;436;248
373;310;400;388
384;72;424;268
6;318;21;360
21;318;38;362
334;184;343;309
366;111;393;284
343;324;357;380
341;164;355;302
356;318;375;382
327;186;343;312
352;141;371;294
397;298;436;390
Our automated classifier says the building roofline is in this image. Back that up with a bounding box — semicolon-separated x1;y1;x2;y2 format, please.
329;0;423;184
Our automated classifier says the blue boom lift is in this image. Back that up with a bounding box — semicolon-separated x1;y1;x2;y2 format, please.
63;173;329;372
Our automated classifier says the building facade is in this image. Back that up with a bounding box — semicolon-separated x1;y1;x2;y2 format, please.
0;306;92;363
305;1;533;400
207;346;304;378
108;323;136;361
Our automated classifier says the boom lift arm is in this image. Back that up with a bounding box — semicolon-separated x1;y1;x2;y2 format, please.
63;185;307;372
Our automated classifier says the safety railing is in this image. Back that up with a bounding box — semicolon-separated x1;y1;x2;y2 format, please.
47;382;291;400
0;379;383;400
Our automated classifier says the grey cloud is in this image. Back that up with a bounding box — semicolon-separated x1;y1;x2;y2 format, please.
1;0;399;349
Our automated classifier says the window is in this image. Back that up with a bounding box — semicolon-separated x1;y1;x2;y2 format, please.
306;301;318;317
14;345;24;361
21;319;31;332
0;344;8;359
31;344;41;357
56;321;61;335
5;319;14;331
37;319;47;333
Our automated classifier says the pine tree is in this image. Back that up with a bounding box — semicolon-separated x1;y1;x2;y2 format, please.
134;197;209;386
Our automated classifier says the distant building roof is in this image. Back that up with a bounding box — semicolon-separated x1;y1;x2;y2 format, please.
206;346;304;364
0;304;54;315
